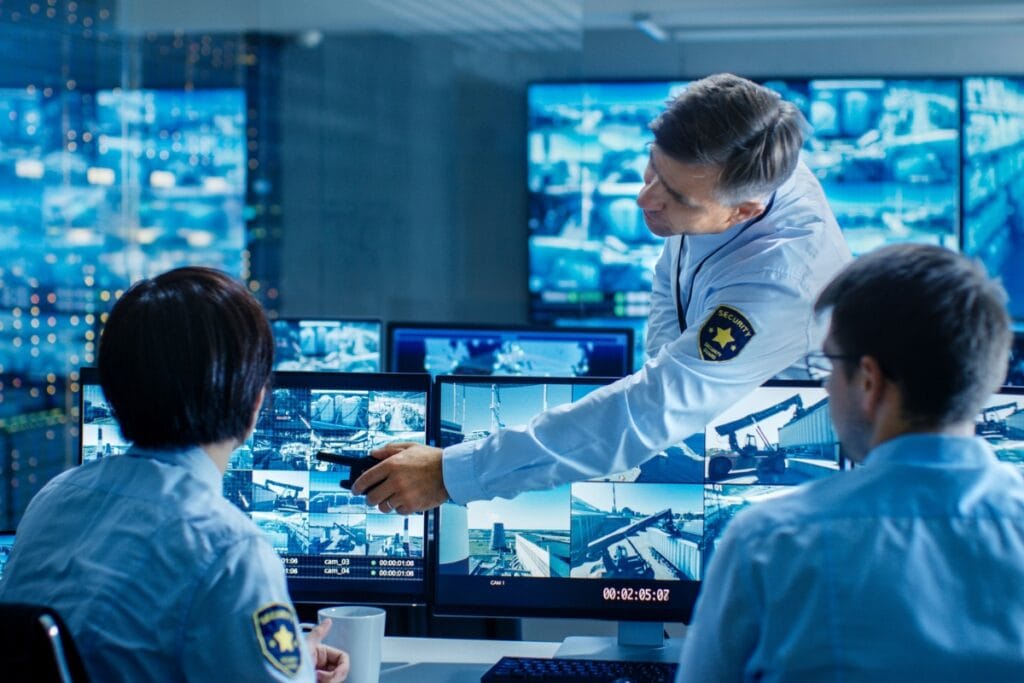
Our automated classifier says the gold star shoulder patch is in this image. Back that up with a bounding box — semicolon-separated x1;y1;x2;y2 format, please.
253;602;302;677
699;305;755;361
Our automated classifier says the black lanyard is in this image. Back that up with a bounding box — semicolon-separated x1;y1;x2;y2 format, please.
675;194;776;334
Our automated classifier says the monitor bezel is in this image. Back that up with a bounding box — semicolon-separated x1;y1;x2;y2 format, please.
386;320;635;376
77;367;435;606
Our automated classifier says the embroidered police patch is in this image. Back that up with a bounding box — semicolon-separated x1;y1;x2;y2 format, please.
699;305;755;361
253;602;302;677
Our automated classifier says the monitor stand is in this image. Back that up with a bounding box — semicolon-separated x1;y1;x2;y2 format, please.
554;621;681;664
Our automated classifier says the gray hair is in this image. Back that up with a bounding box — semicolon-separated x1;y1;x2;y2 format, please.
650;73;807;206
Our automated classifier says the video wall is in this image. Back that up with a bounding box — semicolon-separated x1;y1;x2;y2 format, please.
529;77;1024;342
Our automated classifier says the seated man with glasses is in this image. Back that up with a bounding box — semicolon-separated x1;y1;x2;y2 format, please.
678;244;1024;682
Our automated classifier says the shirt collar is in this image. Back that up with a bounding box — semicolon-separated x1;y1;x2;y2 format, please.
863;433;997;469
126;444;223;491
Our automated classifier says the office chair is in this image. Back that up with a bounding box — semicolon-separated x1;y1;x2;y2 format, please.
0;603;90;682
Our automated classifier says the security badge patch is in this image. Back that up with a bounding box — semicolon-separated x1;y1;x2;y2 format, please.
699;305;755;361
253;603;302;677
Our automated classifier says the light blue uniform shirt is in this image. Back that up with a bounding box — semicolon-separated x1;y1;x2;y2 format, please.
679;434;1024;682
442;161;851;503
0;446;314;682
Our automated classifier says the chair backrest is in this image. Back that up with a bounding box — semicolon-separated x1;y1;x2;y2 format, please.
0;603;90;682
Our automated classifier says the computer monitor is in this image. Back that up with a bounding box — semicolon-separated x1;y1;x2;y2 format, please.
431;378;838;661
527;81;689;322
760;77;961;257
963;77;1024;325
78;368;432;604
975;386;1024;476
0;531;14;579
555;317;647;379
387;322;634;378
271;318;382;372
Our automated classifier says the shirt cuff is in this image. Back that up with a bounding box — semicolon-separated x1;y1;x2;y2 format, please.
441;440;490;505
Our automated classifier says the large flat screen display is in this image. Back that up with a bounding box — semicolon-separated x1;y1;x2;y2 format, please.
387;322;634;378
79;369;432;604
528;78;962;325
432;377;841;623
763;78;960;257
528;82;688;322
963;77;1024;324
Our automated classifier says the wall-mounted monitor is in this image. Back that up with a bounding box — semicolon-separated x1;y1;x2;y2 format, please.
962;77;1024;324
527;81;688;322
272;318;382;372
762;78;960;257
528;78;963;327
387;322;634;378
79;368;432;605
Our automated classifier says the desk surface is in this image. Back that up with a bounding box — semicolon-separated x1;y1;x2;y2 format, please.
381;636;559;682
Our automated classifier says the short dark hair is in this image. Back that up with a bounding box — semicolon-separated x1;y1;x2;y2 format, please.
815;244;1011;426
650;73;805;205
98;267;274;449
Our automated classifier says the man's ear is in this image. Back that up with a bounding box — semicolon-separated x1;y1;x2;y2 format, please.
245;385;267;440
730;200;766;224
858;355;887;418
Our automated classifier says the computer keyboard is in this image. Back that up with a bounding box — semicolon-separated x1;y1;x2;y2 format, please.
481;655;678;682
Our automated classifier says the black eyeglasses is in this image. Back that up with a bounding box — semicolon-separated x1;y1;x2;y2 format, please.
803;351;859;380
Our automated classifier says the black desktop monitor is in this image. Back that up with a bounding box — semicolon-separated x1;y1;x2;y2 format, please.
975;386;1024;476
431;377;839;661
272;318;382;372
387;322;634;378
554;317;647;379
78;368;432;604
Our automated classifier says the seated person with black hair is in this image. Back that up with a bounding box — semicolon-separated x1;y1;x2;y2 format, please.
678;244;1024;681
0;267;349;682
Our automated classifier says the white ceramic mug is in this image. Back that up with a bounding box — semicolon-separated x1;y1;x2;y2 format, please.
313;605;386;683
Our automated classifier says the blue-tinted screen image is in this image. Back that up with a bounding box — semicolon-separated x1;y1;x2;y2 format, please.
963;77;1024;323
556;316;647;376
79;370;431;604
272;319;382;372
389;323;634;377
0;86;246;435
762;78;960;256
528;78;960;327
975;389;1024;478
433;379;840;623
528;82;688;321
0;532;14;579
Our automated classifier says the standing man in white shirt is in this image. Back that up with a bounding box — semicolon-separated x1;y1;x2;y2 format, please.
678;244;1024;681
355;73;852;513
